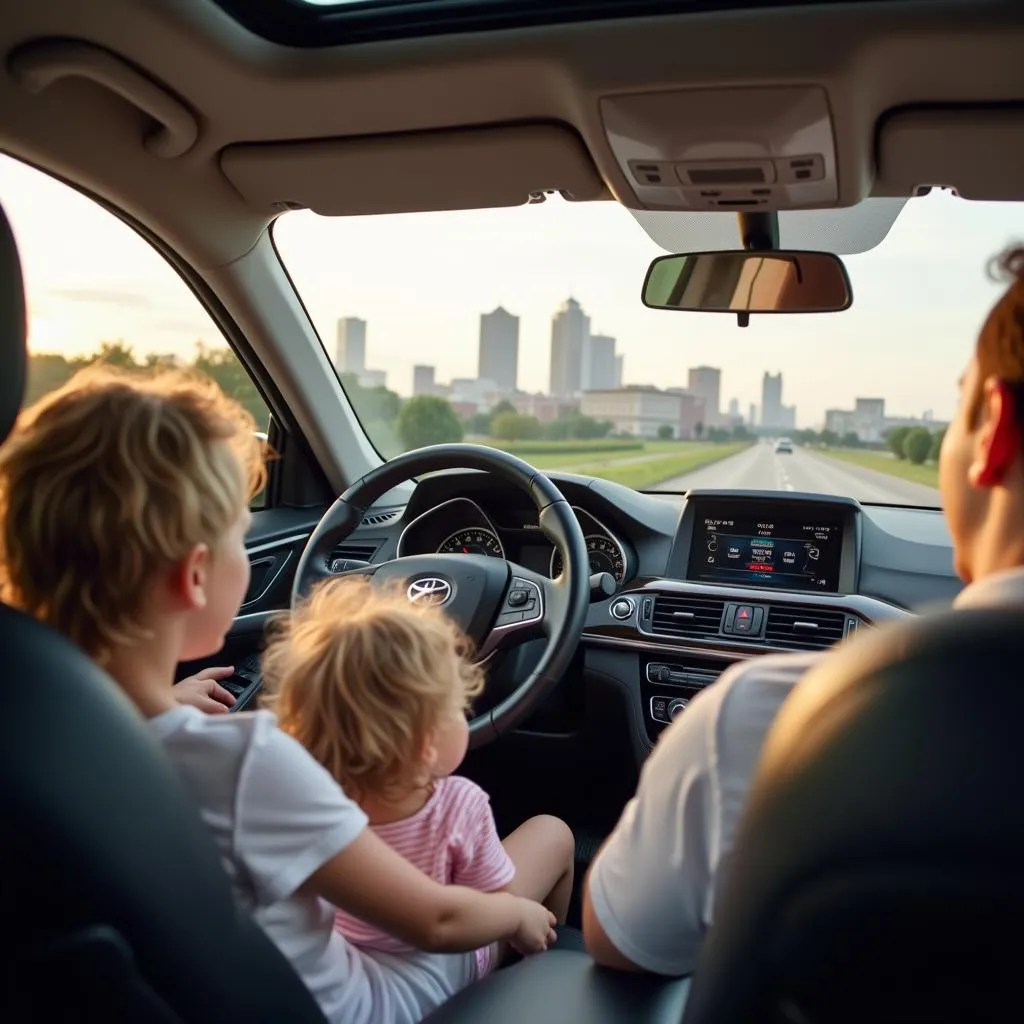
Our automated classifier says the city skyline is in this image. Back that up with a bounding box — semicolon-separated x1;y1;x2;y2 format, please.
6;152;1019;429
329;299;962;435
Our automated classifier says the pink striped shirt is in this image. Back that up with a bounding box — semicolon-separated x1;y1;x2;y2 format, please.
334;775;515;970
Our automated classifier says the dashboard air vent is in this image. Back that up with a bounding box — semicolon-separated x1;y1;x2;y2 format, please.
327;541;379;566
764;604;848;651
360;509;401;528
651;594;725;640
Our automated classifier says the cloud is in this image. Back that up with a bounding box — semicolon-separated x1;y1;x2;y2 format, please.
47;286;156;309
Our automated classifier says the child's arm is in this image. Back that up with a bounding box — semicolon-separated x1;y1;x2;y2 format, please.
304;829;555;954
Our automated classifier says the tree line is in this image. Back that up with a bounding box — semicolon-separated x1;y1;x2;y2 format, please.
790;424;946;465
27;343;753;456
26;341;272;433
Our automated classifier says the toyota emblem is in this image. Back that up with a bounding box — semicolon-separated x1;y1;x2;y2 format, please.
406;577;453;606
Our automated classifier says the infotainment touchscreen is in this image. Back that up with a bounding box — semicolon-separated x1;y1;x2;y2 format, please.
685;504;845;592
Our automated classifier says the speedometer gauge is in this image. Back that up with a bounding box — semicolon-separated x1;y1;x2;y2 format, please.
438;528;504;558
551;534;626;582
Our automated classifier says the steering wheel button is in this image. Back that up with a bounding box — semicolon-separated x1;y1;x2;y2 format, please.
508;589;528;607
498;610;525;625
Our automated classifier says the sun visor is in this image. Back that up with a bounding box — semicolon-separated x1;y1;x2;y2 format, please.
875;107;1024;201
220;123;609;215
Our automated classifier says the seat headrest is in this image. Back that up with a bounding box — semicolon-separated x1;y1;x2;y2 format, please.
0;200;27;445
683;608;1024;1023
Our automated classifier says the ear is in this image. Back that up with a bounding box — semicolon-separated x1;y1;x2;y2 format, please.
173;543;212;612
421;730;440;773
969;378;1020;488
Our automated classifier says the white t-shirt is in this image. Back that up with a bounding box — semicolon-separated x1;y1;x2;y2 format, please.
150;706;476;1024
587;567;1024;977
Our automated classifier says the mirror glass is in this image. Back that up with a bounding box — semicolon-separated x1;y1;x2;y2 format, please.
642;250;852;314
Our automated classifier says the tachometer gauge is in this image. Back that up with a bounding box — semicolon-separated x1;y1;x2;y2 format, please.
438;528;504;558
551;534;626;582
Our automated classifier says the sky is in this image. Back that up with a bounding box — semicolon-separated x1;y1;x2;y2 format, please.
2;151;1021;428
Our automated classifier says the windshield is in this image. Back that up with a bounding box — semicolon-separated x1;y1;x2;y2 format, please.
274;191;1023;507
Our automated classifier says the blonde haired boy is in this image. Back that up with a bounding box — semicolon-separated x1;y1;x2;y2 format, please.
0;364;556;1024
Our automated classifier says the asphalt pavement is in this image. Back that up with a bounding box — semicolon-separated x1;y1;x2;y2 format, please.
654;441;941;506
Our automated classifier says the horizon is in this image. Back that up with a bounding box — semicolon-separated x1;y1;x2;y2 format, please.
4;152;1020;429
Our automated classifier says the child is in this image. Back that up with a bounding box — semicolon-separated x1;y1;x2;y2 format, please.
0;364;556;1024
262;576;576;979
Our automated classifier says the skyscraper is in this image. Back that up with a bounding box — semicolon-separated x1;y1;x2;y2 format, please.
687;366;721;425
583;334;617;391
549;298;590;396
614;354;624;389
478;307;519;393
762;372;783;427
336;317;366;375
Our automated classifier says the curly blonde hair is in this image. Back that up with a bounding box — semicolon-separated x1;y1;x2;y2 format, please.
0;362;266;662
262;575;485;802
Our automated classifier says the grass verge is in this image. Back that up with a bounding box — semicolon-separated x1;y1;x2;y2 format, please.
572;442;751;489
484;439;698;471
818;448;939;488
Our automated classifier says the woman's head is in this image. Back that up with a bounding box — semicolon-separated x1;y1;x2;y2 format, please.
263;576;484;800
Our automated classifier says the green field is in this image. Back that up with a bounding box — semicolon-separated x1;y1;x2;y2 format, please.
819;447;940;488
483;438;752;489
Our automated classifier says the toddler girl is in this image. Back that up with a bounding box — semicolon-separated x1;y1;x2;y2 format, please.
263;575;575;982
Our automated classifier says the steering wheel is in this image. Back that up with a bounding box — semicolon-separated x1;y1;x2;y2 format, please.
291;444;590;747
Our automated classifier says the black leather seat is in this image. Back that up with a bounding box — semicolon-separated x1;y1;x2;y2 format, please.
683;608;1024;1024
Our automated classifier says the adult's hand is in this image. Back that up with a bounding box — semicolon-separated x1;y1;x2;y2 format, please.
175;666;237;714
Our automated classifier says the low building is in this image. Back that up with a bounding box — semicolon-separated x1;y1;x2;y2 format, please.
826;397;946;443
357;368;387;390
448;377;499;411
582;386;704;439
511;393;581;423
412;365;436;396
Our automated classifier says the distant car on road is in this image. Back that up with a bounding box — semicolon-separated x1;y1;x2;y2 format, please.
774;437;794;454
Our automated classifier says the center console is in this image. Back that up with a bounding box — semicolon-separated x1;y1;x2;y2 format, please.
586;491;872;746
668;490;860;594
641;657;724;741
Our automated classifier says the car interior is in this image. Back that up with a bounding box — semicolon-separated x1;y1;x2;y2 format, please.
3;0;1024;1020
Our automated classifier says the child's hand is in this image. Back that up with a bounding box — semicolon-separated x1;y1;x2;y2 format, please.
175;666;237;714
510;897;557;956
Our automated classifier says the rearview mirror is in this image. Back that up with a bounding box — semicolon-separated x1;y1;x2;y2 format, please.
642;250;852;315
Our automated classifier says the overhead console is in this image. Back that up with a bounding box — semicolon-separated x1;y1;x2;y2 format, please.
599;86;839;213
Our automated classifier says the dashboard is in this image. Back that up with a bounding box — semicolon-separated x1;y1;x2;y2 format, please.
396;495;632;584
331;471;958;757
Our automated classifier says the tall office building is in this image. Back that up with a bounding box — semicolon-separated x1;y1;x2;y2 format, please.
762;371;783;427
478;307;520;393
413;365;436;396
336;317;366;374
583;334;618;391
549;298;590;396
728;397;740;419
614;354;624;389
749;402;758;426
687;366;721;425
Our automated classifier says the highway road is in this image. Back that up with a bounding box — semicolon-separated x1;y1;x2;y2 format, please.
656;441;941;506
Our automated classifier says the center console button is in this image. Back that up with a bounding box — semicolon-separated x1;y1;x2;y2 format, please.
733;605;754;634
650;697;669;723
667;698;689;721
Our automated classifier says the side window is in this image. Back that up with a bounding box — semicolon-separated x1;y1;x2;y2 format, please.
0;154;272;506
